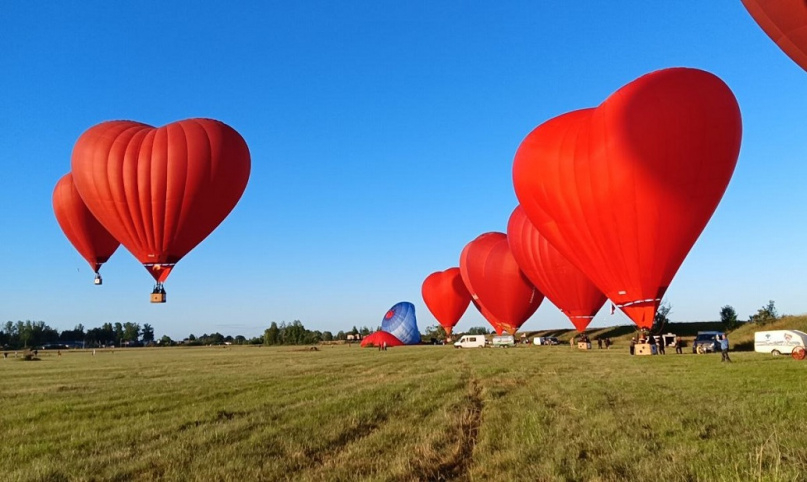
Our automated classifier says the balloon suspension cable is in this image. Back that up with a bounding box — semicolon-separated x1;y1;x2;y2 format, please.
152;282;166;294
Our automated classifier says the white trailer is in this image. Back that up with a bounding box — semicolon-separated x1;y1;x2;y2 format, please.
754;330;807;356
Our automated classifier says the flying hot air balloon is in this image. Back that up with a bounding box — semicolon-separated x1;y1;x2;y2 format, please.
742;0;807;72
381;302;420;345
507;205;606;332
422;268;471;339
53;173;120;285
70;118;251;302
513;68;742;329
459;232;543;335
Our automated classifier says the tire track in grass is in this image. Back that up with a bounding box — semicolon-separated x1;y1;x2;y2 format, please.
409;363;483;481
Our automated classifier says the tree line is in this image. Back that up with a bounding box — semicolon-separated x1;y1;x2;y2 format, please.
1;320;155;349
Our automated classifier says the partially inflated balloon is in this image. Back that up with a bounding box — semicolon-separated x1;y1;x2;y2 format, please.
381;302;420;345
70;118;250;284
360;330;404;348
422;268;471;337
513;68;741;329
742;0;807;72
53;173;120;279
459;232;543;335
507;206;606;332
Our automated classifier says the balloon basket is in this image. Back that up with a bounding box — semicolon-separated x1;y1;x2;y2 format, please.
635;343;653;356
150;292;166;303
577;342;591;350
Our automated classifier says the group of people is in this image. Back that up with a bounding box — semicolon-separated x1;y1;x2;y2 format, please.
629;334;685;355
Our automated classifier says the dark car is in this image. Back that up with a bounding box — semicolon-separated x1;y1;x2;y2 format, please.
692;331;724;354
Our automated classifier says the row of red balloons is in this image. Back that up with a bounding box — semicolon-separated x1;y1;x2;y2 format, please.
53;119;251;301
423;67;742;335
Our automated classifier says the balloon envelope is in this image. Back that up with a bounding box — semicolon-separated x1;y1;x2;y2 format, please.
459;232;543;335
360;330;404;348
513;68;741;329
742;0;807;72
381;302;420;345
507;205;606;332
53;173;120;274
70;118;251;282
421;268;471;336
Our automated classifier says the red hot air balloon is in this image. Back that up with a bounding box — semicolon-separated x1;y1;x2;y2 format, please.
507;205;606;332
742;0;807;72
422;268;471;338
513;68;742;329
70;118;251;302
53;173;120;285
459;232;543;335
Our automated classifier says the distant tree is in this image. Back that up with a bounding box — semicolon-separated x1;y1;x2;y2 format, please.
750;300;779;325
651;302;672;334
422;325;447;341
122;322;141;342
264;322;280;346
114;322;124;344
188;334;196;341
159;335;173;346
350;326;359;336
322;331;333;342
720;305;739;330
359;326;371;337
336;331;346;341
141;323;155;342
467;326;491;335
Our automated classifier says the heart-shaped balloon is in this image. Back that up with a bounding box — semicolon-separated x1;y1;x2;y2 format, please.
422;267;472;337
507;205;606;332
513;68;741;329
53;173;120;277
71;118;251;283
742;0;807;72
459;232;543;335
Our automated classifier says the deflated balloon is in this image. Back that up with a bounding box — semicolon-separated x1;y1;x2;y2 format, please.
360;330;404;348
70;118;250;283
459;232;543;335
381;302;420;345
742;0;807;72
422;268;471;337
53;173;120;276
513;68;741;329
507;205;606;332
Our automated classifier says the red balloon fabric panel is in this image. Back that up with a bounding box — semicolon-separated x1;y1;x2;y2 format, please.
742;0;807;72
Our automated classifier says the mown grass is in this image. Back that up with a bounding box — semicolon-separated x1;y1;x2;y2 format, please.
1;344;806;481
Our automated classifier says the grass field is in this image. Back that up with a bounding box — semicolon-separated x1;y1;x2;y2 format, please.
2;344;806;481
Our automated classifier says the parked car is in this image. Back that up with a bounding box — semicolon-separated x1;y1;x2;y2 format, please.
534;336;560;345
692;331;724;354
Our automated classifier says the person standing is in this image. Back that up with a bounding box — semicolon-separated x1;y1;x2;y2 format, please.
658;336;665;355
675;336;683;354
629;337;636;356
597;338;603;349
721;335;731;362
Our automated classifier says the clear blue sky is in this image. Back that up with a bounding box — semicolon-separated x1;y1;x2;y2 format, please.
2;2;806;339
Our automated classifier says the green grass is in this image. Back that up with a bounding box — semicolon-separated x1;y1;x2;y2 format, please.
1;345;806;481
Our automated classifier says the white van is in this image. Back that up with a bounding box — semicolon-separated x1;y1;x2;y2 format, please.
454;335;486;348
754;330;807;356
